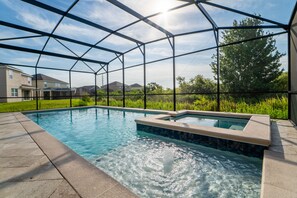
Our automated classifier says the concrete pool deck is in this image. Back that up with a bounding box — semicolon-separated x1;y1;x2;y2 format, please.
0;111;297;197
261;120;297;198
0;112;137;198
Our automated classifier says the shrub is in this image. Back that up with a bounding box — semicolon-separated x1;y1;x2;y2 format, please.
82;95;92;102
78;100;88;106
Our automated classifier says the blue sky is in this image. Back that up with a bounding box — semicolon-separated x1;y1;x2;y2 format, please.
0;0;295;88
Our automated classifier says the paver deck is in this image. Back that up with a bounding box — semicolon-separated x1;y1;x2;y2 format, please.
0;112;137;198
261;120;297;198
0;113;79;198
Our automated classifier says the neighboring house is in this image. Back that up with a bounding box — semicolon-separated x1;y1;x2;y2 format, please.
100;81;131;92
0;65;34;103
76;85;99;96
130;83;143;91
32;74;75;100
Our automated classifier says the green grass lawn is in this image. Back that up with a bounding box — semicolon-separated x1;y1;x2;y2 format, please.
0;99;93;112
0;96;288;119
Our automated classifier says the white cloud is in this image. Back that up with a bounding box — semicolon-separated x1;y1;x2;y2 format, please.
13;57;38;64
19;12;56;32
88;2;135;28
280;56;288;71
205;0;259;11
1;0;57;31
0;31;20;41
0;48;39;65
119;0;185;16
100;34;137;47
146;46;172;59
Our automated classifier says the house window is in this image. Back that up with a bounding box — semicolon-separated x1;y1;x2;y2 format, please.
27;77;31;85
44;82;47;88
8;70;13;79
11;88;18;97
55;83;60;88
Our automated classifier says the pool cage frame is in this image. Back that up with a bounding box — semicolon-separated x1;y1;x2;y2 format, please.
0;0;296;123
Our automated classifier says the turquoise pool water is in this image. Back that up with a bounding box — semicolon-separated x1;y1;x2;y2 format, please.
26;108;262;197
171;114;249;131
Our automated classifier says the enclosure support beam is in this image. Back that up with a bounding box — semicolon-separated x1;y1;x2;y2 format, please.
95;74;98;105
107;65;110;106
195;2;218;42
195;3;218;29
216;30;220;112
55;38;95;73
0;62;95;74
122;55;125;107
137;44;146;109
35;67;38;111
0;35;44;42
106;0;173;37
0;43;108;65
288;2;297;121
35;0;79;71
143;45;147;109
219;25;284;30
69;71;72;107
288;31;291;119
173;37;176;111
200;1;287;29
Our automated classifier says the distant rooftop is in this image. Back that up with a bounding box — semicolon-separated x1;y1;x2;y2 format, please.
130;83;142;87
32;74;68;84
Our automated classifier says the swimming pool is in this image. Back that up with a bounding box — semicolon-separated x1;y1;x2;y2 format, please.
171;114;248;131
26;108;262;197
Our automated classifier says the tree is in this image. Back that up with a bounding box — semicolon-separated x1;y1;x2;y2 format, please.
210;17;284;93
273;72;288;91
177;75;216;93
147;82;163;93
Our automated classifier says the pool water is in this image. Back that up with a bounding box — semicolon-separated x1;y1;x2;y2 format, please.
26;108;262;197
171;114;249;131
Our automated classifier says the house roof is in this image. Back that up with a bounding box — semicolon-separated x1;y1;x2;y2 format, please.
101;81;129;88
77;85;99;90
21;73;32;77
109;81;123;86
1;65;33;78
32;74;68;84
130;83;142;87
1;65;22;73
1;65;25;73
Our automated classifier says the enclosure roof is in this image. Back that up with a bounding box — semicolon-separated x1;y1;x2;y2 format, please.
0;0;296;73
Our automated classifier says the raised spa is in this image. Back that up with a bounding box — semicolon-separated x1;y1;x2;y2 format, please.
135;110;271;157
170;114;249;131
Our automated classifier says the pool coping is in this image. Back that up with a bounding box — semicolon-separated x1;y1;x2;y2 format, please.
16;111;138;198
135;110;271;147
22;105;172;115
